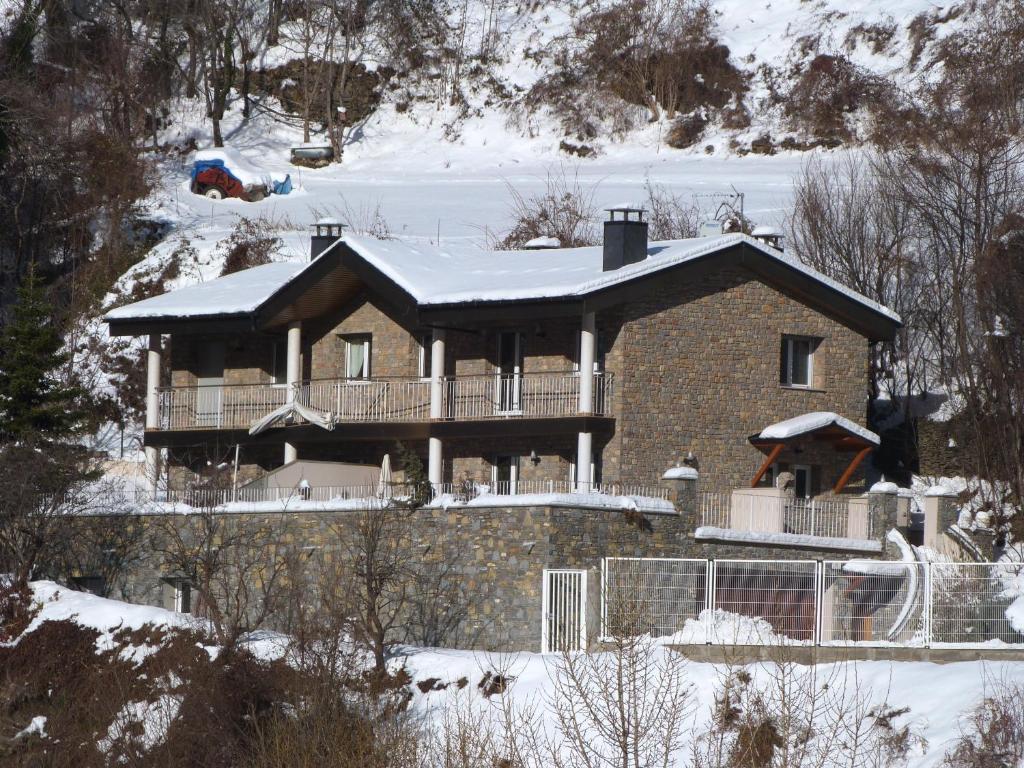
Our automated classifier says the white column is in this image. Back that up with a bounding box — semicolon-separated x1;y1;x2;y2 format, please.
284;321;301;464
576;312;596;490
428;330;446;487
145;334;162;496
576;431;592;491
578;312;596;413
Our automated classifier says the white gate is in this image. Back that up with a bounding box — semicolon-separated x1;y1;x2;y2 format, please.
542;569;588;653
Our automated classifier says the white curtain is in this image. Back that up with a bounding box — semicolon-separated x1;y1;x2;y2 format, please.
346;340;366;378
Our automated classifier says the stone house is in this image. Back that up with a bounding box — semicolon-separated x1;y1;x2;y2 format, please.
98;210;918;651
106;211;900;504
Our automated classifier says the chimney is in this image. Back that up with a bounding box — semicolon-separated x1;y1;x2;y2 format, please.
310;219;346;259
602;206;648;271
751;225;784;252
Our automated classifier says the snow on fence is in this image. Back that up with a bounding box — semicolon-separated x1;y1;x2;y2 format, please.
601;557;1024;648
699;492;871;540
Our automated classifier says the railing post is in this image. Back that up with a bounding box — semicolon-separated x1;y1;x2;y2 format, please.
145;333;162;498
284;321;301;464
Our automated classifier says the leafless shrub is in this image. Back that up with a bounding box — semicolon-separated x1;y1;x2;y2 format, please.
943;675;1024;768
219;218;282;276
549;634;694;768
666;113;707;149
498;169;598;249
693;658;924;768
784;53;886;142
644;181;700;241
311;199;394;240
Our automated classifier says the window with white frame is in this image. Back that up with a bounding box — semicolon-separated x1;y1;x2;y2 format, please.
418;332;433;379
343;335;371;379
779;335;816;388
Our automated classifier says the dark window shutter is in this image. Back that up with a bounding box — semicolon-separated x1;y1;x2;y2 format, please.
780;338;789;383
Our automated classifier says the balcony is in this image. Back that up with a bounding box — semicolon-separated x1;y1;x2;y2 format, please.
156;371;613;432
698;489;874;542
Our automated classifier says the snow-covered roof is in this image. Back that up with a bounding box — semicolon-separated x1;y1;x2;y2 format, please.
105;233;901;331
758;411;880;445
341;233;901;320
104;261;308;320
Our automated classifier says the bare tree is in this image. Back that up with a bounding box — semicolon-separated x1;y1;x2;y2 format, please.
498;168;599;249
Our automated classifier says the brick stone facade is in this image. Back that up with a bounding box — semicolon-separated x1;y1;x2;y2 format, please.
163;264;872;499
603;267;869;495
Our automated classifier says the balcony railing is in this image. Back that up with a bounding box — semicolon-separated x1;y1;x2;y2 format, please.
698;491;873;541
156;371;613;431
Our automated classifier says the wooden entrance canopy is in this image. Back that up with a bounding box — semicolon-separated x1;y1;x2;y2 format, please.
747;411;880;493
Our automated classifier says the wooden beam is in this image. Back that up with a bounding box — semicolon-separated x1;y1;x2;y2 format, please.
833;446;873;492
751;443;784;488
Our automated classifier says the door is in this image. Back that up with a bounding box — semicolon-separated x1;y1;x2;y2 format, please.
492;454;518;495
496;331;523;413
542;569;588;653
196;341;225;427
792;465;811;499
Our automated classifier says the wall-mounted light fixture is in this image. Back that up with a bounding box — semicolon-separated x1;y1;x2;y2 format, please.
530;449;541;466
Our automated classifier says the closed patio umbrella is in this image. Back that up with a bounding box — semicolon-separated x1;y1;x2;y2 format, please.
378;453;392;498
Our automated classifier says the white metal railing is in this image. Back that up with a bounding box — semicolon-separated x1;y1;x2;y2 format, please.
298;378;431;422
432;479;670;501
156;371;613;430
73;480;669;511
441;371;613;420
600;557;1024;648
698;492;872;540
159;383;291;430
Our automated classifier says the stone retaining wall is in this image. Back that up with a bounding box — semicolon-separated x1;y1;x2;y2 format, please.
65;496;899;653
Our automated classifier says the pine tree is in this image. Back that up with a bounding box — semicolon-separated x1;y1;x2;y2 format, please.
0;264;87;443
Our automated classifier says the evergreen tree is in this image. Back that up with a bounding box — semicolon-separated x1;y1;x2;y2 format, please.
0;264;87;443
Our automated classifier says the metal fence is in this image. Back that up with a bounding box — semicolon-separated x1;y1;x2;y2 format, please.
698;492;870;540
601;557;1024;648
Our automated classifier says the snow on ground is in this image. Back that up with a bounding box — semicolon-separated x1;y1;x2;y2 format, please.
397;642;1024;768
16;580;1024;767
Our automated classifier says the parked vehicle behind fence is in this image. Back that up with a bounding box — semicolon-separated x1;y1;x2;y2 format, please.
190;147;293;202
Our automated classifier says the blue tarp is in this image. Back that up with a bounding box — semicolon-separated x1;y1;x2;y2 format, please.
190;158;292;196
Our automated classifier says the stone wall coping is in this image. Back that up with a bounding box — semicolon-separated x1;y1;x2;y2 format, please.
694;525;884;554
924;485;958;498
662;466;699;480
868;481;900;494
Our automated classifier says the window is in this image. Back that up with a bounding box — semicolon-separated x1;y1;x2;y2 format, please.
343;335;371;379
163;577;193;614
271;339;288;385
418;332;433;379
780;336;815;388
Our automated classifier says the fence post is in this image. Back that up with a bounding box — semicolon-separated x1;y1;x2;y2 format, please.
924;561;933;648
661;466;698;519
706;559;715;644
814;560;823;646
